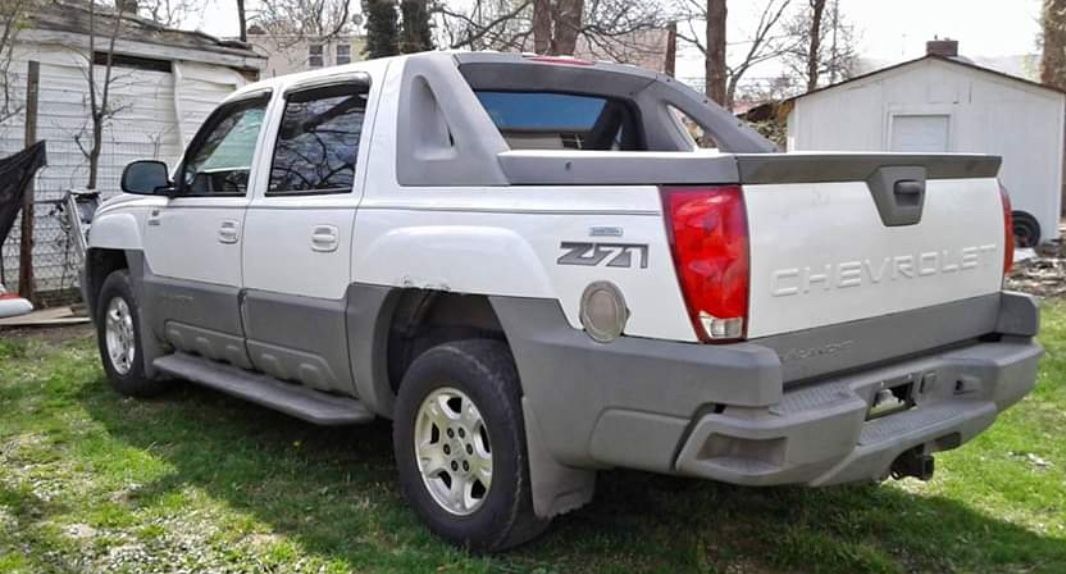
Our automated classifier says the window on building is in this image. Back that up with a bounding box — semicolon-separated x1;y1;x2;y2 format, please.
336;43;352;65
268;83;368;195
308;44;324;68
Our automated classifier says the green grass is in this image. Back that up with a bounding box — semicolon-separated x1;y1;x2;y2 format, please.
2;303;1065;574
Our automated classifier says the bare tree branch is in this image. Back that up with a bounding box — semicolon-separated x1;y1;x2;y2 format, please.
434;0;668;63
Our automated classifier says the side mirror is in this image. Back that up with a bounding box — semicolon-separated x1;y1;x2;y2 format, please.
121;160;171;195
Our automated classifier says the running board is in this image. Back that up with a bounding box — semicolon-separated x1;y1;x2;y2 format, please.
153;353;374;425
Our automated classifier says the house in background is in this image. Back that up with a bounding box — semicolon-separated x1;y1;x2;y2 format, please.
785;39;1064;247
245;25;367;78
0;0;263;296
243;25;674;78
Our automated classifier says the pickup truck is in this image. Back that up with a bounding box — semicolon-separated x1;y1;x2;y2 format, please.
84;51;1042;551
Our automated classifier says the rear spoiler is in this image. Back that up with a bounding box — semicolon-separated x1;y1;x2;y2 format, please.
496;151;1001;186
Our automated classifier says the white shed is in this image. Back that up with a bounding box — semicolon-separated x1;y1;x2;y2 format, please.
786;41;1065;246
0;1;263;295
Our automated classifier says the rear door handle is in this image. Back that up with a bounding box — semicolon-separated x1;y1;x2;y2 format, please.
218;219;241;244
311;225;339;252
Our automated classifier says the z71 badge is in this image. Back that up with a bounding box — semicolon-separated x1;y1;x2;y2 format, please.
557;242;649;269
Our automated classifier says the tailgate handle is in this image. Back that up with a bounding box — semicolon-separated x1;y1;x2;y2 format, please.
866;166;926;227
894;179;924;206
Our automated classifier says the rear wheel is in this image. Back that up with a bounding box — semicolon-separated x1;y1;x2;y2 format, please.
393;340;547;551
95;269;168;397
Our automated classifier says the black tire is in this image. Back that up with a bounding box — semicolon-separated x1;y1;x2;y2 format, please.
1012;211;1041;249
393;339;548;552
95;269;168;397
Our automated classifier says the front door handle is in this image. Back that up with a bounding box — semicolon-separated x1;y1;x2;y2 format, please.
311;225;339;252
218;219;241;244
147;209;161;227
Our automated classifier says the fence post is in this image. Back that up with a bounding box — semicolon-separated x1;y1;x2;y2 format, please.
18;60;39;302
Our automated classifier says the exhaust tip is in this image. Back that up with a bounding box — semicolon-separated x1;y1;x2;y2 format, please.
891;449;935;481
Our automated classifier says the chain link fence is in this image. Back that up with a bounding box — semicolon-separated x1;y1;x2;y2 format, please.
1;197;85;306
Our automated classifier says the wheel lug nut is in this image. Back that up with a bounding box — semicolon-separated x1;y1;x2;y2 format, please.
451;461;458;471
458;428;465;438
443;445;450;455
466;444;473;455
462;461;469;471
447;428;454;438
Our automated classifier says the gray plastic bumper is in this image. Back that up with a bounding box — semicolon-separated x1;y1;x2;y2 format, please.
673;337;1041;486
493;291;1041;495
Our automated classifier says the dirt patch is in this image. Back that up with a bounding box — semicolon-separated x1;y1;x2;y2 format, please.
0;323;94;344
1002;241;1066;296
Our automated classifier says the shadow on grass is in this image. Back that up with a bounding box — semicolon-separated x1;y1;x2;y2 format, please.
77;376;1066;573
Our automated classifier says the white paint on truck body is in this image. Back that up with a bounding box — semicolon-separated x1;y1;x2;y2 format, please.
88;52;1010;346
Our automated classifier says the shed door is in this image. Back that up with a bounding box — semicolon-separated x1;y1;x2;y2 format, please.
890;114;950;152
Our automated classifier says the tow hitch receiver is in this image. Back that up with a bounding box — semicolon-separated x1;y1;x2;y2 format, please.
867;379;916;420
891;448;935;481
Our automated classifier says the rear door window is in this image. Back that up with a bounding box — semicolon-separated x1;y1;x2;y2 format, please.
475;91;644;151
267;83;368;195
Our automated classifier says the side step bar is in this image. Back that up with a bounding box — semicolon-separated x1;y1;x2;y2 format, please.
153;353;374;425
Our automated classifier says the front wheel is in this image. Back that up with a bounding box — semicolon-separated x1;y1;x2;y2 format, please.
95;269;169;397
393;340;548;552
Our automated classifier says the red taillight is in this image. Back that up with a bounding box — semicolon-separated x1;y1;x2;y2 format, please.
999;182;1014;275
661;185;750;342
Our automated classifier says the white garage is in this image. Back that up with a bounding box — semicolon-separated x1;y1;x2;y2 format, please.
0;2;263;295
786;41;1065;246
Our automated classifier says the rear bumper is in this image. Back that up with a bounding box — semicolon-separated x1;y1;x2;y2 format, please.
673;336;1041;486
494;291;1042;487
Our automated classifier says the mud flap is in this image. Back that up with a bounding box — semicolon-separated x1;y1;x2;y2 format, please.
522;398;596;518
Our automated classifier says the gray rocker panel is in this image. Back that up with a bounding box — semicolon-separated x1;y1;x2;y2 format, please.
241;289;356;395
135;254;251;369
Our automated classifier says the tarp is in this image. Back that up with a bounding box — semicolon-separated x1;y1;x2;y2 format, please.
0;141;48;246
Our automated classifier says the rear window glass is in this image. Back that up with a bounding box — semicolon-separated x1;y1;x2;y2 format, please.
475;90;643;151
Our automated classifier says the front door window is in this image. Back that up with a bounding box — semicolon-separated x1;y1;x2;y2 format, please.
177;95;270;197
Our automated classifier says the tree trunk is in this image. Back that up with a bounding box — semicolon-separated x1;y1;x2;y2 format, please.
532;0;552;54
88;113;102;190
363;0;400;58
400;0;434;53
705;0;727;105
236;0;247;42
806;0;826;92
664;20;677;77
1042;0;1066;90
551;0;583;55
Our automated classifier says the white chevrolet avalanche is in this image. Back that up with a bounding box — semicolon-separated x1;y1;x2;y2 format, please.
83;51;1042;551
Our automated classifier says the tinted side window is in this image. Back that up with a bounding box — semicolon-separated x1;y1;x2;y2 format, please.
268;84;367;195
179;95;269;196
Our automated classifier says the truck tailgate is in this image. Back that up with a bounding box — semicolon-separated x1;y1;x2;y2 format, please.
744;172;1005;339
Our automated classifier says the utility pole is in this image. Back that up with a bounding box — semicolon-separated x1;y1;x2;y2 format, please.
18;60;39;302
665;21;677;77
